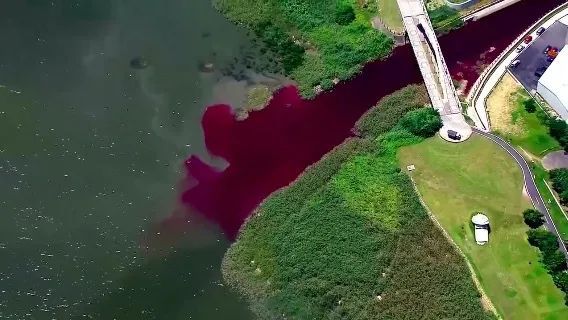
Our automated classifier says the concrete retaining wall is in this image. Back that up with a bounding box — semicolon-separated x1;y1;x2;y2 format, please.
445;0;479;10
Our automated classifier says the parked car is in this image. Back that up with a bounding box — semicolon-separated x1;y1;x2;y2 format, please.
510;60;521;68
536;26;546;36
447;130;462;141
516;45;525;53
524;35;533;44
535;66;548;77
544;45;552;54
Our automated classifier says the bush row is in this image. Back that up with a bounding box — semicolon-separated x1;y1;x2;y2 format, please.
550;168;568;204
523;209;568;304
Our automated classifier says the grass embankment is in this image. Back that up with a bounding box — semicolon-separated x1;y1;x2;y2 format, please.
399;136;568;319
215;0;393;98
428;5;463;33
223;86;493;319
487;74;559;156
377;0;404;33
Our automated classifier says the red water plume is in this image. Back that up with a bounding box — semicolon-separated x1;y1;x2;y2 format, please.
181;0;565;240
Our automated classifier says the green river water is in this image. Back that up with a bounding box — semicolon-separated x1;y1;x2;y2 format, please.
0;0;257;318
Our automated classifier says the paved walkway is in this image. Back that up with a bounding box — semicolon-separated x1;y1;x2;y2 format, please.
397;0;472;141
543;150;568;170
474;128;568;259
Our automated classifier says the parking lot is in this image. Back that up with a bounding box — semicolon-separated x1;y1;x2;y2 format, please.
509;22;568;92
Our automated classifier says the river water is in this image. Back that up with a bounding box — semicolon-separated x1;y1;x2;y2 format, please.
0;0;256;318
0;0;564;319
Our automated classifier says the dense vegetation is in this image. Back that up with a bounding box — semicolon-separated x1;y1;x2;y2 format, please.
523;209;545;228
546;116;568;152
524;214;568;305
550;168;568;204
223;86;492;319
215;0;393;98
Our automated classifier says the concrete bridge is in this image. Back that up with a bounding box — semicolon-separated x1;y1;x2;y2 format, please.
397;0;472;141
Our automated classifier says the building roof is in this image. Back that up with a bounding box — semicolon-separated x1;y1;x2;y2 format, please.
471;213;489;225
539;48;568;112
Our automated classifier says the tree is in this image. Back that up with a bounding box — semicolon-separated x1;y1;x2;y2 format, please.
553;271;568;293
334;3;355;25
550;168;568;194
527;229;559;254
523;99;537;113
542;250;568;273
399;108;443;138
560;190;568;206
548;118;568;140
523;209;544;228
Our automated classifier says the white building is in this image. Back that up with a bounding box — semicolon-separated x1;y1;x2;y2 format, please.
537;15;568;120
471;213;489;245
537;48;568;120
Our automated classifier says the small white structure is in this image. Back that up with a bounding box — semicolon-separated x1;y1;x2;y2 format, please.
471;213;490;245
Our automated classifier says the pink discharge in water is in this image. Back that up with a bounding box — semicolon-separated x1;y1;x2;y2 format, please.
181;0;565;240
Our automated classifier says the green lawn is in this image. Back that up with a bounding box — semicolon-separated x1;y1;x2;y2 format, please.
532;164;568;241
399;135;568;320
503;89;560;156
377;0;404;33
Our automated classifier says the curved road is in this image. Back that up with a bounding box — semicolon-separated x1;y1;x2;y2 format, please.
473;128;568;259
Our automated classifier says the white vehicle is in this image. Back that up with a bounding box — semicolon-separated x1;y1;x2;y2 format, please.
510;60;521;68
516;45;525;53
472;213;490;245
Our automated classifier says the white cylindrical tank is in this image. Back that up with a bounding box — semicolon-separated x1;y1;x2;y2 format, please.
471;213;489;226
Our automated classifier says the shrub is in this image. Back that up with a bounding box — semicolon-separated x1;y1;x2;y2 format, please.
561;190;568;206
523;209;545;228
546;118;568;151
550;168;568;194
553;271;568;293
523;99;537;113
399;108;443;138
254;22;305;74
548;118;568;140
527;229;559;254
542;250;568;273
334;2;355;25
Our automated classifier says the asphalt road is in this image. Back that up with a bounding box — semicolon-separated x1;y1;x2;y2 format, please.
473;128;568;259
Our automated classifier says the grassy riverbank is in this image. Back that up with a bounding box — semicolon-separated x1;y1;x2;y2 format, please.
399;136;568;319
215;0;393;98
222;86;493;319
